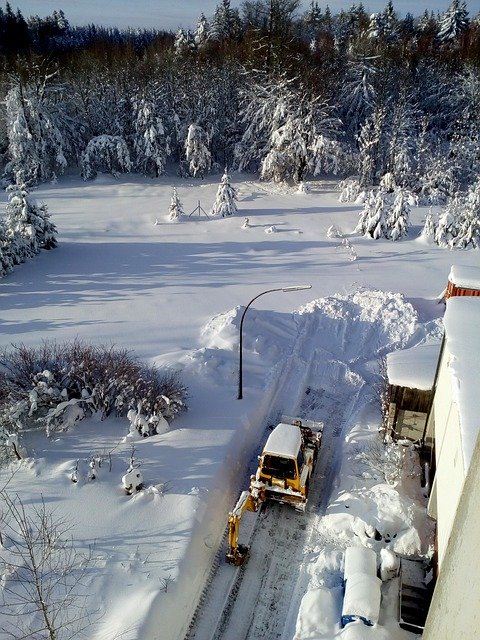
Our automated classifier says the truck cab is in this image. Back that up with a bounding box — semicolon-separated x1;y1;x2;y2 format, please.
257;421;319;510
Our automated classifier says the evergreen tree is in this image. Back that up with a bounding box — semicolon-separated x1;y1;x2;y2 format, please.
436;180;480;248
81;135;131;180
132;95;169;177
388;187;411;241
185;124;211;178
168;187;184;221
357;106;386;187
438;0;469;43
340;56;377;141
0;219;15;277
211;168;238;217
4;183;57;266
421;209;436;240
5;73;68;185
355;188;391;239
194;13;210;48
210;0;241;41
434;198;461;248
174;28;194;56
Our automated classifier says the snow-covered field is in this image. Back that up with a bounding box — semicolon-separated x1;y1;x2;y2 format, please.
0;174;477;640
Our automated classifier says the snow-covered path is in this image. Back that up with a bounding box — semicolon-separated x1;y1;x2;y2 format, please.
187;290;419;640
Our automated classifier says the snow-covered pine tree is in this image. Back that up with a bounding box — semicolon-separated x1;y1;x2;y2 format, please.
386;95;420;189
339;56;377;142
211;169;238;217
194;13;210;49
421;209;436;240
4;183;57;266
210;0;241;42
132;95;169;177
168;187;184;221
81;135;131;180
357;106;386;188
185;124;211;178
5;76;68;185
355;188;393;239
437;0;469;43
0;219;15;277
434;196;461;248
438;179;480;249
456;178;480;248
174;28;194;57
388;188;411;241
241;76;341;183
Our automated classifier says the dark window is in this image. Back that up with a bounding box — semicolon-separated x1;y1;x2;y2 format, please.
261;455;297;480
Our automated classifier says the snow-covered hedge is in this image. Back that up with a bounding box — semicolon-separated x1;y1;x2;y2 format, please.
0;341;187;445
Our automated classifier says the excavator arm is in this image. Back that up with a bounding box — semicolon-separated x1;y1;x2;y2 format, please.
226;478;266;565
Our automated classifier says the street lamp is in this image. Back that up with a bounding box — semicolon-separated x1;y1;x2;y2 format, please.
238;285;312;399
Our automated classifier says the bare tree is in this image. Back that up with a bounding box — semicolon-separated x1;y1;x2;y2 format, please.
0;492;95;640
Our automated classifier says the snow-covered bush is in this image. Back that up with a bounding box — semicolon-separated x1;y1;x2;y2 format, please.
0;341;187;440
81;135;131;180
211;169;238;217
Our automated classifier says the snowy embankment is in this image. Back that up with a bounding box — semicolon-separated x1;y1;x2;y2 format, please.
0;175;469;640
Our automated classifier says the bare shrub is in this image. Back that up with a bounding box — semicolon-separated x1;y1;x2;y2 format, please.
0;492;96;640
351;439;403;485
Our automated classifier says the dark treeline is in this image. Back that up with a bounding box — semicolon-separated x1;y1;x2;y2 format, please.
0;0;479;200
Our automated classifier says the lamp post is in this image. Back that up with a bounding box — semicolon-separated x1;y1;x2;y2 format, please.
238;285;312;399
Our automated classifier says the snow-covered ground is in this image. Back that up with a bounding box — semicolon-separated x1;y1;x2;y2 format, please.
0;174;477;640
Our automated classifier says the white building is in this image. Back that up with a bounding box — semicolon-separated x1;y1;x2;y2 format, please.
423;266;480;639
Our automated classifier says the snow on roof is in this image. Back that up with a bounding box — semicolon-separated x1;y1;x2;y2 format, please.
448;264;480;290
386;343;440;390
444;297;480;472
263;422;301;458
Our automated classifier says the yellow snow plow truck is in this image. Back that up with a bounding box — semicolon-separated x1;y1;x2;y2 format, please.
226;416;323;565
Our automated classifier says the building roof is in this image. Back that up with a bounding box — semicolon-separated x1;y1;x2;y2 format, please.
444;296;480;472
448;265;480;290
263;422;301;458
387;343;440;391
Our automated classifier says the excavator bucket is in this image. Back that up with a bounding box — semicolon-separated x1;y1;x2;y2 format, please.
226;543;249;566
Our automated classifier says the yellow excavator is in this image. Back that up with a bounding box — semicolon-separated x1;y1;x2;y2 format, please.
226;416;323;565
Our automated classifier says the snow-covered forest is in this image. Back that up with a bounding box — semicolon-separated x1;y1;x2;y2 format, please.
1;0;479;251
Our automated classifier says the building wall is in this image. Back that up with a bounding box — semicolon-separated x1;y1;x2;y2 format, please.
423;429;480;640
427;345;466;568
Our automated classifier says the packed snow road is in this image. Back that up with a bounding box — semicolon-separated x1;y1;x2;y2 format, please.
187;290;416;640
